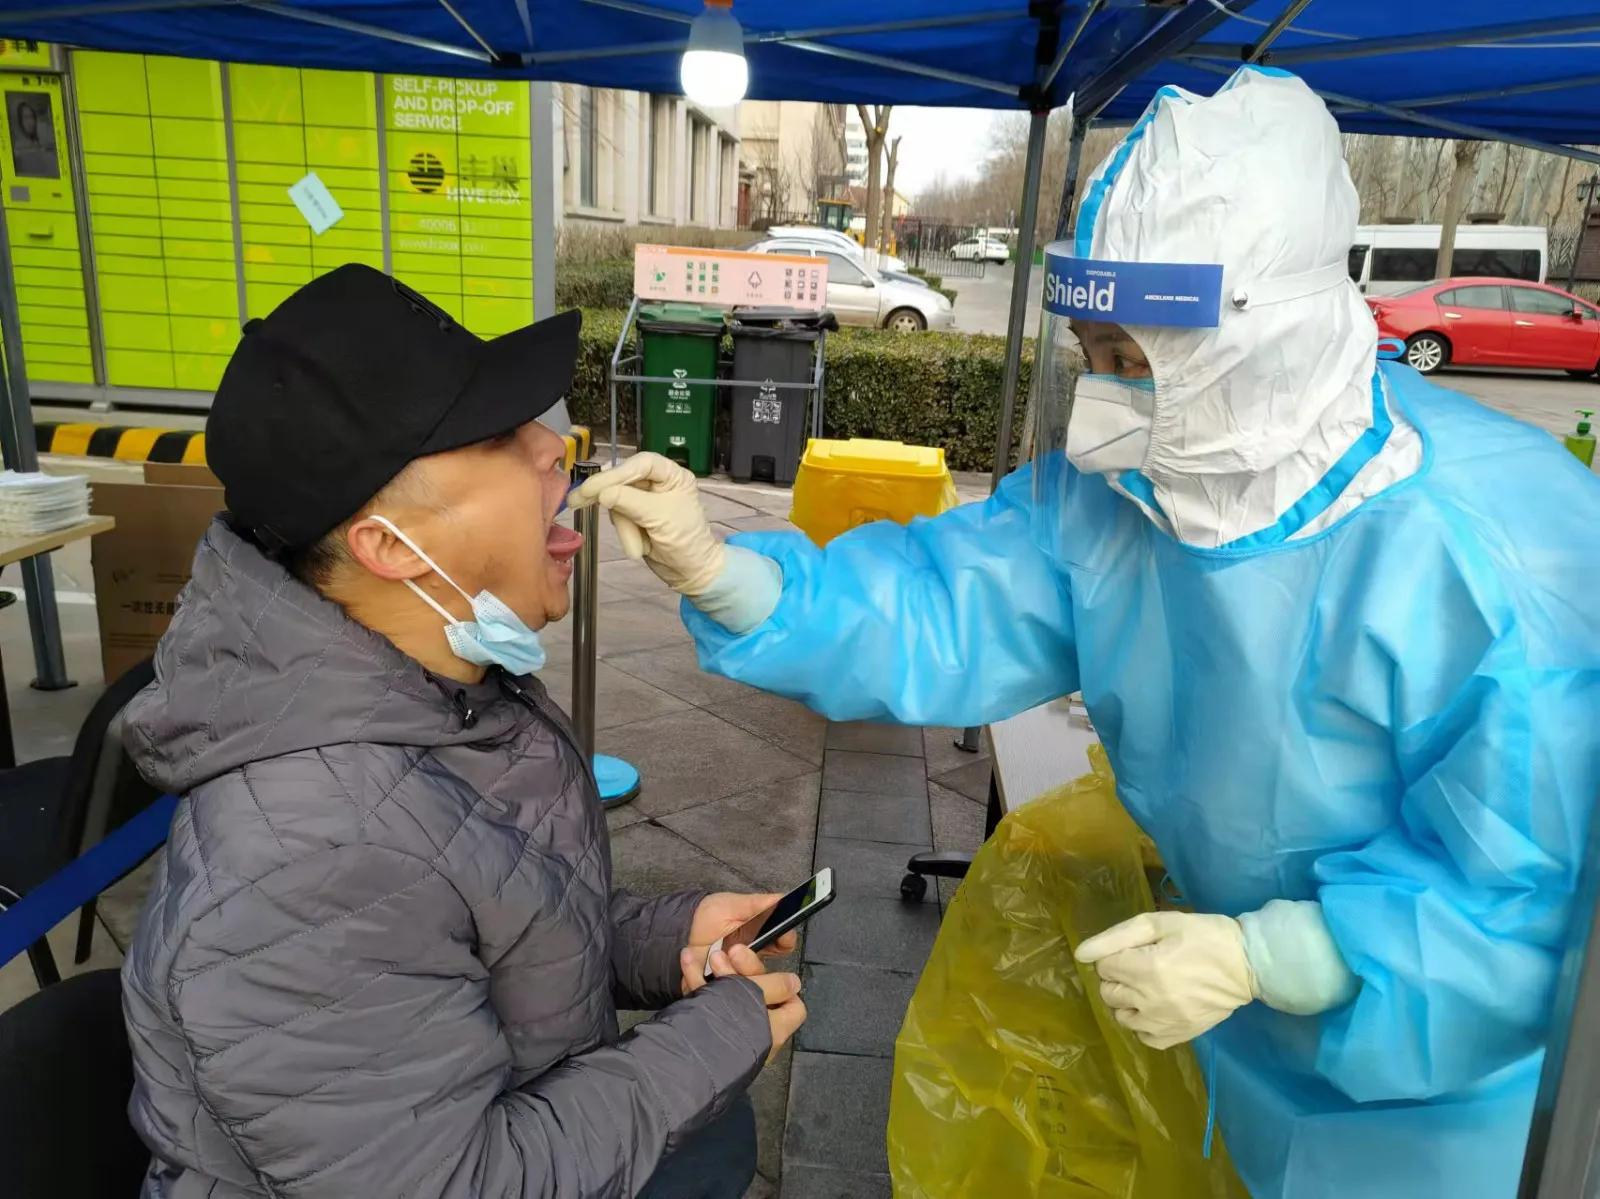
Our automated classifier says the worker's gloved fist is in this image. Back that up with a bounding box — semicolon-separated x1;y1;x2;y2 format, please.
1074;911;1258;1050
568;452;726;597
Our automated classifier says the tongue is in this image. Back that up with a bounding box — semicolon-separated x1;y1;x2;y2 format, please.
547;523;584;562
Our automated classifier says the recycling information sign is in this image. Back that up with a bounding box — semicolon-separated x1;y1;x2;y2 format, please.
633;245;830;309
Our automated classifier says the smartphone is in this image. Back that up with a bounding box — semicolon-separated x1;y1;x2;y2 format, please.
704;868;835;978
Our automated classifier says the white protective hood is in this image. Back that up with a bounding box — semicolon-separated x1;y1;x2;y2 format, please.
1075;67;1422;548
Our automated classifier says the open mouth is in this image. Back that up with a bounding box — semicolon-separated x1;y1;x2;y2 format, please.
547;521;583;564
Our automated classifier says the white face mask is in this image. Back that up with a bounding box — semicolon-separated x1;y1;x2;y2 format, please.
1066;373;1158;475
369;515;547;676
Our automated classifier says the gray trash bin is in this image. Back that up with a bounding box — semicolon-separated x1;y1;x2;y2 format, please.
727;307;823;485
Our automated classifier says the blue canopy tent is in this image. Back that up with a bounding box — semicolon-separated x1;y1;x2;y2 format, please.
0;3;1595;1191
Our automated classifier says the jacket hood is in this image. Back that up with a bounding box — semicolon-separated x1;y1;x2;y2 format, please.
1073;67;1421;548
123;518;522;795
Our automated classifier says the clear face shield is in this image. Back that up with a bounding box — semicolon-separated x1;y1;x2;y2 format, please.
1029;243;1225;555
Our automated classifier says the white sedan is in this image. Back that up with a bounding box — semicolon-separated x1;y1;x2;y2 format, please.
749;239;955;332
950;236;1011;264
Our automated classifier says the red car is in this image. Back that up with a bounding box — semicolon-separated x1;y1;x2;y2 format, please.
1367;277;1600;379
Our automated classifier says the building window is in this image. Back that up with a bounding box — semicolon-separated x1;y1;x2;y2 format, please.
689;120;706;223
579;87;598;208
646;95;670;216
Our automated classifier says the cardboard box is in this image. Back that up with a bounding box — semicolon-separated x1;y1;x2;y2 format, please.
90;462;223;681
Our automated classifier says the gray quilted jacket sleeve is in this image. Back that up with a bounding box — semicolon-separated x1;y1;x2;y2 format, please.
168;845;770;1198
609;888;707;1010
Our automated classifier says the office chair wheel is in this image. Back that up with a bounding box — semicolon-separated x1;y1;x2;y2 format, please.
900;872;929;902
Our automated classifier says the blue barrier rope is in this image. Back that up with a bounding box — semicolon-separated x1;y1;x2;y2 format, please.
0;794;177;968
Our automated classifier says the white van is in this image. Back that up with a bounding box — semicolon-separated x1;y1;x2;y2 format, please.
1348;224;1547;296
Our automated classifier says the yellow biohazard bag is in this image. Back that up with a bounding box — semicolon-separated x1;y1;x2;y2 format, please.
888;746;1247;1198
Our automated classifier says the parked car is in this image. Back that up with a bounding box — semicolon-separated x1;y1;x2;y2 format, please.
765;225;910;275
748;238;955;332
950;236;1010;264
1368;277;1600;378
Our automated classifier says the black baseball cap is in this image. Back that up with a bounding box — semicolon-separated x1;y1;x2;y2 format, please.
207;263;581;551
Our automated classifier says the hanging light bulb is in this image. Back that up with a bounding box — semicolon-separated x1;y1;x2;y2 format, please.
680;0;748;108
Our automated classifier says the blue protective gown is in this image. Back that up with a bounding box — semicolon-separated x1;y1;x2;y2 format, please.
684;365;1600;1198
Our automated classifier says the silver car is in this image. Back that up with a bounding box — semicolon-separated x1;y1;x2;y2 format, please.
750;238;955;333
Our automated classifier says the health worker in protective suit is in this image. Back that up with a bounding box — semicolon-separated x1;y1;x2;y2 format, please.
572;67;1600;1198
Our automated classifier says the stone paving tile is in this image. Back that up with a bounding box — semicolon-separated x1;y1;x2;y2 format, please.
779;1166;893;1199
659;774;821;894
697;490;765;522
822;751;928;799
535;659;690;731
606;642;759;710
705;691;827;766
599;709;816;818
593;598;693;658
932;754;992;804
783;1052;894;1175
803;895;940;974
599;557;670;598
608;820;756;894
813;835;932;904
744;1174;777;1199
817;789;931;846
824;721;925;758
720;514;799;534
750;1043;793;1184
922;725;988;781
704;483;796;517
604;801;650;834
930;781;986;853
794;963;917;1059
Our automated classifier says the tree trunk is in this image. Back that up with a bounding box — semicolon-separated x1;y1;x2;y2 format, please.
856;104;891;253
1436;140;1483;278
881;135;901;253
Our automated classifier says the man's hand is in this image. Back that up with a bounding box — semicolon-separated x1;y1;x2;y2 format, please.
687;892;798;973
680;943;806;1063
568;453;726;597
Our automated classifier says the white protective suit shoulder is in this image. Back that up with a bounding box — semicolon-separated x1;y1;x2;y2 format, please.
1077;67;1422;547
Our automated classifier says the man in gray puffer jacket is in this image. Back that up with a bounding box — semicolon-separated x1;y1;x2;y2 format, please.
119;265;805;1198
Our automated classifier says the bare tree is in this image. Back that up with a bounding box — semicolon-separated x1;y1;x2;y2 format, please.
1436;139;1484;277
856;104;893;250
881;135;902;251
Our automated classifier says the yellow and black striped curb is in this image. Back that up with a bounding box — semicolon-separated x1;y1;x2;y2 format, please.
35;422;595;470
36;421;207;464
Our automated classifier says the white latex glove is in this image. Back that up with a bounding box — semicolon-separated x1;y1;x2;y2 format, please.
568;453;726;596
1075;911;1257;1050
1075;901;1360;1050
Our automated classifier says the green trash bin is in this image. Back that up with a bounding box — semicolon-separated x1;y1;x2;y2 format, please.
638;303;723;476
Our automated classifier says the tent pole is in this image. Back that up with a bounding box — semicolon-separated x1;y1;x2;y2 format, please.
1255;15;1600;67
0;200;72;690
1516;781;1600;1198
990;108;1048;494
957;108;1047;756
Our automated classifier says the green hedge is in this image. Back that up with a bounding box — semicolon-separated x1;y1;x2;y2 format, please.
568;308;1029;473
556;259;634;310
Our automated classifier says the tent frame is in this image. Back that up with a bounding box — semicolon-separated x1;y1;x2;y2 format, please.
0;5;1597;1187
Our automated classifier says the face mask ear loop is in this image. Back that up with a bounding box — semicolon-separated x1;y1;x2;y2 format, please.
367;514;474;623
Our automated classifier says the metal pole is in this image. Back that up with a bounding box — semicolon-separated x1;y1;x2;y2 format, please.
0;196;72;690
531;82;556;321
1517;788;1600;1197
959;108;1050;755
1565;176;1597;296
570;460;600;762
988;108;1049;493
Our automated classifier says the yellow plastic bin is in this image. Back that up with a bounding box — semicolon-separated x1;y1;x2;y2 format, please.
790;438;960;547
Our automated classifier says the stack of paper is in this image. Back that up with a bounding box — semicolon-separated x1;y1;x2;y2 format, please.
0;470;91;536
